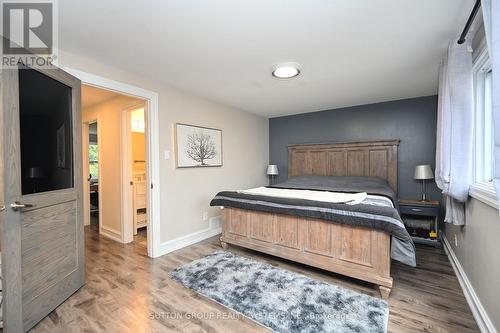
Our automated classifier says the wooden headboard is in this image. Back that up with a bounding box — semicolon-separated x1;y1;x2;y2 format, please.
287;139;400;192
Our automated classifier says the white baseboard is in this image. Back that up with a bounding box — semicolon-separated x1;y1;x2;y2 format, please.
442;235;497;333
158;216;222;256
100;226;123;243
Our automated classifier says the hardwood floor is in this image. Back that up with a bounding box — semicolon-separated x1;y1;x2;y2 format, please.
30;226;479;333
133;228;148;250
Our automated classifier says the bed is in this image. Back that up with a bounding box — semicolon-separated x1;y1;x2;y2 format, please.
210;140;415;298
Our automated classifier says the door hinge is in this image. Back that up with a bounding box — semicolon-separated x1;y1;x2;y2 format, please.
150;183;154;190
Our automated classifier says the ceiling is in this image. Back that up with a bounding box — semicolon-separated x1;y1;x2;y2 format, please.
81;85;119;109
60;0;474;117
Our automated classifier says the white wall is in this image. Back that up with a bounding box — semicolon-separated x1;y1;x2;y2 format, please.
82;96;143;238
60;50;269;245
444;199;500;331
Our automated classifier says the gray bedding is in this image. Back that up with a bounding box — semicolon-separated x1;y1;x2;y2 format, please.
271;175;399;209
210;175;416;266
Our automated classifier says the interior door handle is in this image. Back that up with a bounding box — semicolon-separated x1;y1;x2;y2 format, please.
10;201;34;211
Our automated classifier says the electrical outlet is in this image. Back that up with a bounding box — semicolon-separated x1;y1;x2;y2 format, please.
454;234;458;247
203;211;209;221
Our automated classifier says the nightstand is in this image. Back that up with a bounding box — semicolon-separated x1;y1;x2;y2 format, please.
399;199;440;247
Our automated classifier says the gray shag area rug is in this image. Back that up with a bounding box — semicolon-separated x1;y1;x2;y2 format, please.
170;251;388;333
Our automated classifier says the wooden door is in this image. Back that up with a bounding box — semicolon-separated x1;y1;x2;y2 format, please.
1;63;84;332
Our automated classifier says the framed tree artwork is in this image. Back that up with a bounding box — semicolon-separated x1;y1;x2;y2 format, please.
175;123;223;168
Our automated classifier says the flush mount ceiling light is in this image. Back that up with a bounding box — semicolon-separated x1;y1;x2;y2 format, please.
272;64;300;79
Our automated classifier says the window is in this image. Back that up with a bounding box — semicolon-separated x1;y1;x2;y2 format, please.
470;41;497;208
473;45;493;183
89;144;99;180
19;66;74;195
131;108;145;133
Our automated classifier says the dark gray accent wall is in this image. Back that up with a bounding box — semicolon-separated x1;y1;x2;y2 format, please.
269;96;441;201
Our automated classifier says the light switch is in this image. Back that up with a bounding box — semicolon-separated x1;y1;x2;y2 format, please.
164;150;170;160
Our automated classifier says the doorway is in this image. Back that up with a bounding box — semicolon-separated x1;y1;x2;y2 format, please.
128;107;148;248
81;85;149;254
67;67;161;258
82;119;100;230
88;122;99;231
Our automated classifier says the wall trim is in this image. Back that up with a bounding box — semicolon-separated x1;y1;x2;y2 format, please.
158;216;222;256
442;235;497;333
100;226;123;243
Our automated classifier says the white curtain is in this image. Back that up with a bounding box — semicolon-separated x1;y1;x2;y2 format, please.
435;41;474;225
481;0;500;207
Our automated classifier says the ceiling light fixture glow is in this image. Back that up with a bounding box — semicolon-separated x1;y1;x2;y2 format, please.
272;65;300;79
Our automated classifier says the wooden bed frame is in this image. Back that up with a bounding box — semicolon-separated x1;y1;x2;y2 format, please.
220;139;400;298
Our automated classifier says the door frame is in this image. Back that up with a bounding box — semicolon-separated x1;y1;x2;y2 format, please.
82;119;101;229
121;102;147;243
82;121;90;227
67;68;161;258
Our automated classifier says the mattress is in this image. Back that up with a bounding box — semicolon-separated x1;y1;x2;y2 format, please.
210;175;416;266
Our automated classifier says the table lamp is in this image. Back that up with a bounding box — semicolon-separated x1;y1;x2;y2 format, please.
27;167;45;193
414;164;434;201
267;165;278;185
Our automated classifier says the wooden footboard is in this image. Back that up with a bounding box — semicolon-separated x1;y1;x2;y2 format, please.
221;208;393;298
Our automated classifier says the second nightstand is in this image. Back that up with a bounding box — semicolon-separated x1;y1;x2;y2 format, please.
399;199;440;247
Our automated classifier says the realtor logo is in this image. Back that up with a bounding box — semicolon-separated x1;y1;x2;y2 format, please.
2;1;53;54
1;0;57;68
